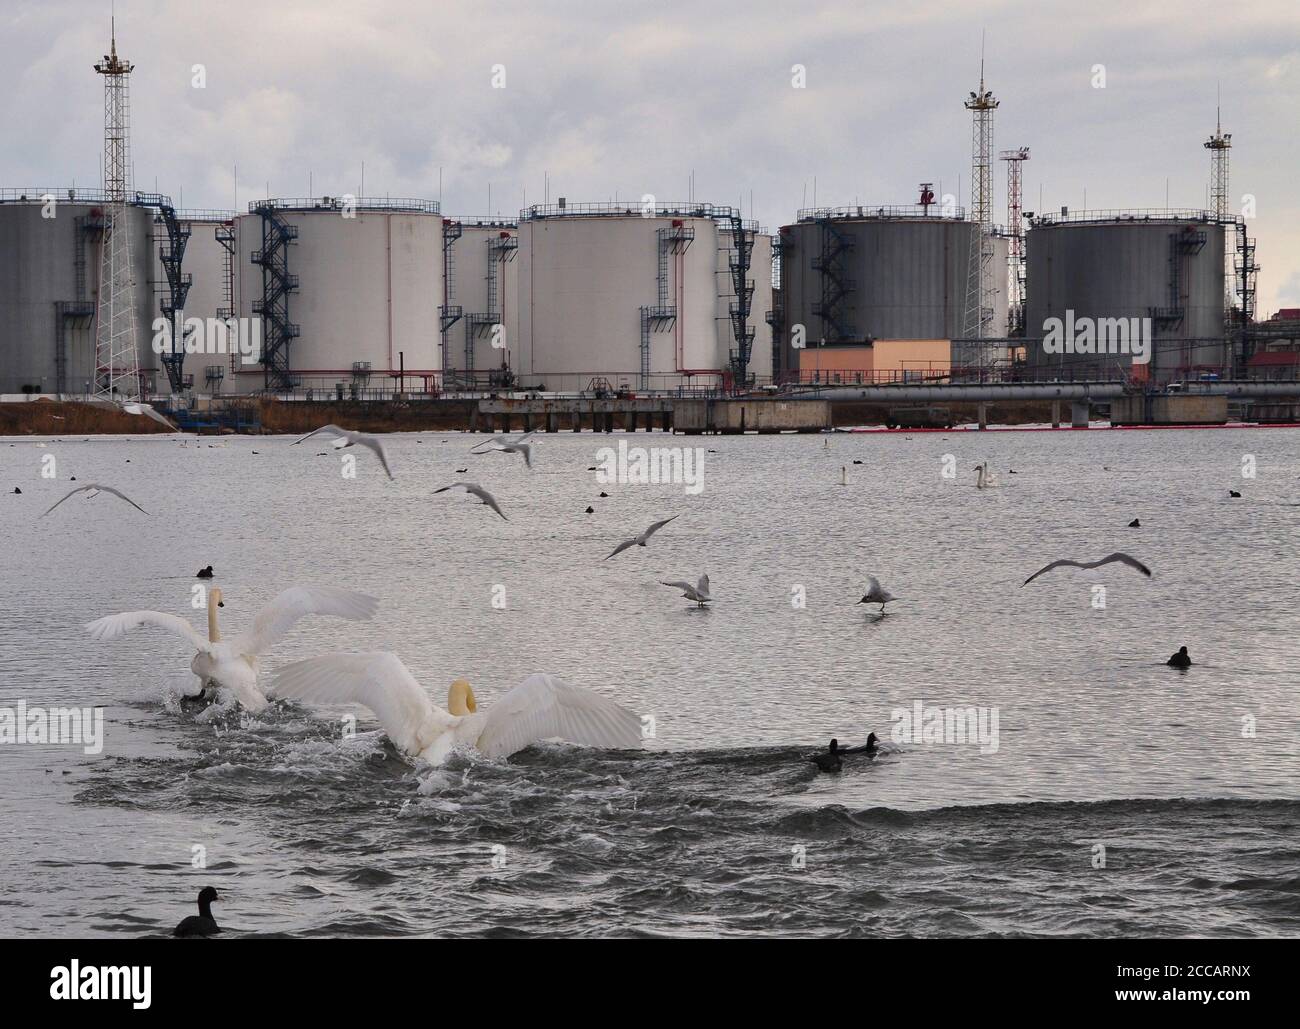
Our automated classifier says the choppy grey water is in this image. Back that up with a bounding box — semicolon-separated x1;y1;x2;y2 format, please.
1;425;1298;938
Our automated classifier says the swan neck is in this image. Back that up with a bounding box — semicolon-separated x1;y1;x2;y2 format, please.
207;590;221;642
448;679;477;717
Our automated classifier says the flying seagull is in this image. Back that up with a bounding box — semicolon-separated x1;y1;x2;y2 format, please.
434;481;508;520
88;398;180;431
472;432;535;468
604;516;679;560
292;424;394;479
42;483;148;517
856;575;896;613
661;573;711;607
1022;552;1152;587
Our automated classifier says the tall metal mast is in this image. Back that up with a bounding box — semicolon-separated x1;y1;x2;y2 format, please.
963;53;999;351
1203;98;1233;313
999;147;1029;336
93;19;140;399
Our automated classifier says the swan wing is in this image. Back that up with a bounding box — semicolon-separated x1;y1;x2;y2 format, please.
269;652;446;756
474;673;643;759
85;610;210;651
232;586;379;656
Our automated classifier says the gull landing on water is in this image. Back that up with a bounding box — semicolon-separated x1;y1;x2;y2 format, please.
85;586;379;711
661;574;711;607
1021;552;1152;587
269;652;643;766
857;575;897;614
292;424;394;479
604;515;679;560
434;481;508;520
42;483;147;517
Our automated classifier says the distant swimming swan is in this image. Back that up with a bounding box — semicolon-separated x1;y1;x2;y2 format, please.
270;652;643;765
974;462;994;489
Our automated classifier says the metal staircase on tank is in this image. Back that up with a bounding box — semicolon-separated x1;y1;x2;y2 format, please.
638;223;693;389
250;203;300;391
717;212;755;386
1150;226;1208;332
440;220;464;381
462;232;519;384
811;217;856;343
1232;221;1259;371
215;224;237;376
140;195;194;393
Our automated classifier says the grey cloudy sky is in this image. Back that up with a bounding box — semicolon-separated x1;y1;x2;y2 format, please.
4;0;1299;313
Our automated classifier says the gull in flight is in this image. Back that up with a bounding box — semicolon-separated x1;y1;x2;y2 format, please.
42;483;147;517
661;573;711;607
1022;552;1152;587
86;585;379;711
472;431;535;468
604;515;678;560
88;398;181;431
857;575;897;614
434;481;508;520
293;424;394;479
270;652;643;766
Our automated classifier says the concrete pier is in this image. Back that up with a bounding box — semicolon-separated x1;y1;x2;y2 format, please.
673;399;831;434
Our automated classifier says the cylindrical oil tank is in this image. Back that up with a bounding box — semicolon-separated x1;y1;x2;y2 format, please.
778;205;1008;361
0;188;158;394
517;202;765;391
440;217;519;386
1025;211;1227;378
162;213;237;394
231;197;444;394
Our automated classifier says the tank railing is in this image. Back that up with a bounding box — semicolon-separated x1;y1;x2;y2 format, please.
520;201;759;231
1029;208;1221;226
797;204;968;222
248;197;441;214
445;215;519;228
173;209;237;222
0;186;175;208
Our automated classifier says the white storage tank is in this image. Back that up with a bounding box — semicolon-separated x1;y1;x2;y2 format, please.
231;197;444;395
517;202;765;391
439;217;519;387
0;188;158;394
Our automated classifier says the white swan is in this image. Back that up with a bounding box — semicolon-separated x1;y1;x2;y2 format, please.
974;462;994;489
86;586;379;711
270;652;643;765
